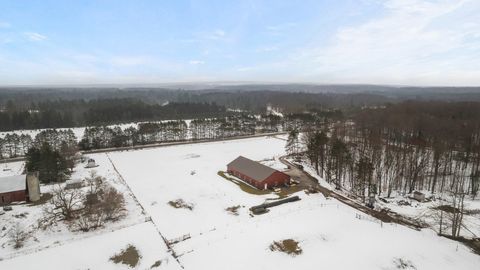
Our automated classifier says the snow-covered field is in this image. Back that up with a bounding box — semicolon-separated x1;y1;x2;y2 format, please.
0;123;137;142
0;222;181;270
108;136;480;270
0;120;194;142
107;136;286;240
1;136;480;269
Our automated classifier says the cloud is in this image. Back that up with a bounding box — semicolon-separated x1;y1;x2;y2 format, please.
265;22;297;36
110;56;149;67
291;0;480;85
236;66;254;72
0;22;11;28
189;60;205;65
1;38;13;44
210;29;225;39
24;32;47;41
196;29;227;41
256;46;279;53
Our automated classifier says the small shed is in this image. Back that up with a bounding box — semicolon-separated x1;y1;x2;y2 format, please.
227;156;290;190
85;158;98;168
66;178;83;189
413;191;425;202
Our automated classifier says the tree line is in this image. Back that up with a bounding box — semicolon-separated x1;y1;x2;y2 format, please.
299;101;480;201
0;99;227;131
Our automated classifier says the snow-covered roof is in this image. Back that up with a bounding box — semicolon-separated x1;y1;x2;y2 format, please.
0;175;26;193
66;178;82;184
227;156;278;182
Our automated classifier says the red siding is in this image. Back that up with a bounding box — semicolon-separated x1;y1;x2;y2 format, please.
0;190;27;205
261;171;290;189
227;166;290;190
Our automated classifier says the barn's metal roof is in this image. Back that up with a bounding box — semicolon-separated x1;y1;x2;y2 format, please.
0;175;26;193
227;156;278;182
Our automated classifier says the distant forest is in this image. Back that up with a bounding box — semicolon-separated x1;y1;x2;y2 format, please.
0;99;226;131
1;85;480;131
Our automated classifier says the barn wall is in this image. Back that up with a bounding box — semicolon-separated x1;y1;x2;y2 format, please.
227;167;263;189
227;166;290;190
0;190;27;205
262;172;290;189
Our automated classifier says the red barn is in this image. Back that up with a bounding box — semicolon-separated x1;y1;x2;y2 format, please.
227;156;290;190
0;175;27;205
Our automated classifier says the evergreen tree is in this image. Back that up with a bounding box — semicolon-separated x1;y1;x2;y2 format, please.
25;143;70;183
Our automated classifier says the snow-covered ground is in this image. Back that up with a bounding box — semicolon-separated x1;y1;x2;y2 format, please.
0;123;133;142
0;222;181;270
107;136;480;270
0;154;146;260
1;136;479;269
107;136;287;240
295;155;480;238
376;194;480;238
0;119;194;142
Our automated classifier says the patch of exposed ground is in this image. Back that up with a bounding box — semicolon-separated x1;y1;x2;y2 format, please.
393;258;417;269
433;205;460;213
150;260;162;268
441;234;480;255
110;244;142;268
168;199;194;210
434;205;480;216
225;205;241;215
269;239;302;256
217;171;271;195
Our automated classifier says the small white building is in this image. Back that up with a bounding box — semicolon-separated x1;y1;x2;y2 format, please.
85;158;98;168
65;178;83;189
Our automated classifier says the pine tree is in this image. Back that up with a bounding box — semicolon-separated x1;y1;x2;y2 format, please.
25;143;70;183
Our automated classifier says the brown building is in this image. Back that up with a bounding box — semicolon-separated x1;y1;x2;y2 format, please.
0;173;41;205
227;156;290;190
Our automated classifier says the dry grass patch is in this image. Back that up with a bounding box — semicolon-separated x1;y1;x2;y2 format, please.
269;239;302;256
225;205;242;215
168;199;194;210
150;260;162;268
110;244;142;268
393;258;417;269
217;171;271;196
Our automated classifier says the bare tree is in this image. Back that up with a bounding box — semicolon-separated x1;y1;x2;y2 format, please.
101;187;126;221
50;184;84;220
9;223;28;249
450;184;466;237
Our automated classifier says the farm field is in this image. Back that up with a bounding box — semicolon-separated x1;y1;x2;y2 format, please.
0;222;181;270
108;136;480;270
1;136;480;269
